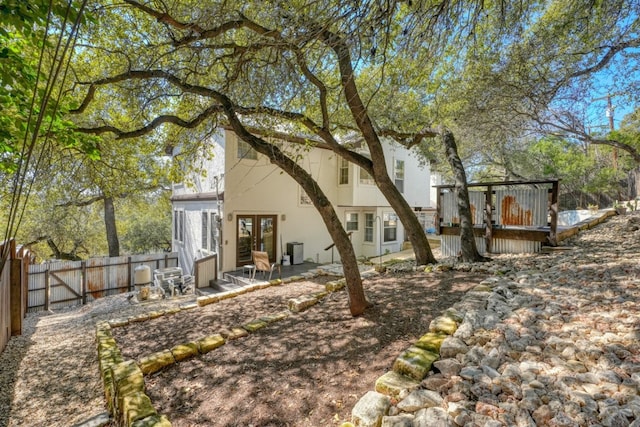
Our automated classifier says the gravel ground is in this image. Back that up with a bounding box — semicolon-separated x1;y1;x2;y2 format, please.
1;212;638;426
0;292;193;427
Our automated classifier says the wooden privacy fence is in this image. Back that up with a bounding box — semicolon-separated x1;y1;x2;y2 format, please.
0;240;30;354
436;180;559;256
27;253;178;313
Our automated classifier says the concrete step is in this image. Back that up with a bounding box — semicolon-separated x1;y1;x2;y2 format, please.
195;279;246;296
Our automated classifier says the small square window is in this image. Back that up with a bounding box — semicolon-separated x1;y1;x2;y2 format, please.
346;213;359;231
383;213;397;242
237;138;257;160
360;168;374;185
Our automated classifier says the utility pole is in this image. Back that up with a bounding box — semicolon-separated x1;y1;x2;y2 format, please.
606;94;617;169
592;93;618;169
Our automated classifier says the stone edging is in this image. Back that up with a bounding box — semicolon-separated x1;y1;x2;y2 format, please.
341;279;498;427
95;274;347;427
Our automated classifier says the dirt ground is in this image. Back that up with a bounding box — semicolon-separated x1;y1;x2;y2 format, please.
111;271;486;427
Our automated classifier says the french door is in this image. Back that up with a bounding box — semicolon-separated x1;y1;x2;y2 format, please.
236;214;278;267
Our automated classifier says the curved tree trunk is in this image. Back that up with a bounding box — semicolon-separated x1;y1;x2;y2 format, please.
371;164;437;264
441;128;487;262
324;30;437;265
219;96;371;316
104;196;120;257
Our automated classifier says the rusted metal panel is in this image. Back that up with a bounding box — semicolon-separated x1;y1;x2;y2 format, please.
441;235;487;257
493;238;541;254
440;191;485;225
469;192;486;225
86;256;129;300
495;189;548;227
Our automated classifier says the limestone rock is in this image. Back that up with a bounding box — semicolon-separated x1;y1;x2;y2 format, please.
196;335;225;354
392;346;439;381
381;414;414;427
171;342;198;362
439;337;469;359
374;371;420;399
413;407;455;427
396;389;444;412
351;391;392;427
138;350;176;375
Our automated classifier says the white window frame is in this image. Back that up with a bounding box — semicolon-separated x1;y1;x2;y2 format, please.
346;212;359;231
237;138;257;160
395;159;405;193
201;211;208;250
383;212;398;242
359;167;374;185
364;213;374;243
174;209;185;243
339;157;349;185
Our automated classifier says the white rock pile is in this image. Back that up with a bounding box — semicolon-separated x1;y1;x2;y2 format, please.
355;213;640;427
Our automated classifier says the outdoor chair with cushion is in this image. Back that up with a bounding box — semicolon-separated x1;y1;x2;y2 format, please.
251;250;281;281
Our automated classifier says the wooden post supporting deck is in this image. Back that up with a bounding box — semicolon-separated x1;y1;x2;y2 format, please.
484;185;493;253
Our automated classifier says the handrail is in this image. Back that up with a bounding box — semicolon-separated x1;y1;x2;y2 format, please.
324;231;352;251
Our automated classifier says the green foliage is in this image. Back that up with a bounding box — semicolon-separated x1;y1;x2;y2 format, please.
524;137;623;206
120;193;172;254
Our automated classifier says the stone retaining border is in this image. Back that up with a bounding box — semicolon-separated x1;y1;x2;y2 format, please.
342;279;495;427
95;273;345;426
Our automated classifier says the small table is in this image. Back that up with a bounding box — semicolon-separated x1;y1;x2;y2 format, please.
243;264;256;280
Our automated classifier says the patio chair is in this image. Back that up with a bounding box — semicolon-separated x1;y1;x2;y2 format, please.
251;250;281;281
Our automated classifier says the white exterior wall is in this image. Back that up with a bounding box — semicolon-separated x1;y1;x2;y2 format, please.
430;172;443;208
171;131;225;275
172;200;220;276
174;129;433;275
221;132;340;272
391;145;431;208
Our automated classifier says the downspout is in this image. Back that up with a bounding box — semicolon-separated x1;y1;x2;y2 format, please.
215;175;224;271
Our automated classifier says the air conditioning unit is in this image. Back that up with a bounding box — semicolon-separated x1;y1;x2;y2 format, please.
286;242;304;265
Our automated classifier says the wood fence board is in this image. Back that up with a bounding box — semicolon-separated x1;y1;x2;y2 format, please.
0;252;10;353
26;253;179;312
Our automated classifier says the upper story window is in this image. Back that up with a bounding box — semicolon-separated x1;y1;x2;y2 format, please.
339;158;349;185
346;213;359;231
395;160;405;193
237;138;257;160
383;212;398;242
360;167;374;185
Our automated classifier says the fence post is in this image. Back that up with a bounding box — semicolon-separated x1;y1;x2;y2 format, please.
10;257;23;336
548;181;559;246
81;261;87;305
484;185;493;253
44;269;50;311
127;256;132;292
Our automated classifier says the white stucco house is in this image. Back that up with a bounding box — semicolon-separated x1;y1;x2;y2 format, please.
170;129;439;276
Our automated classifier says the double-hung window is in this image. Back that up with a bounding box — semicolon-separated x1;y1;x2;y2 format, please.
364;213;374;242
395;160;405;193
346;213;359;231
339;158;349;185
383;213;397;242
174;210;184;243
